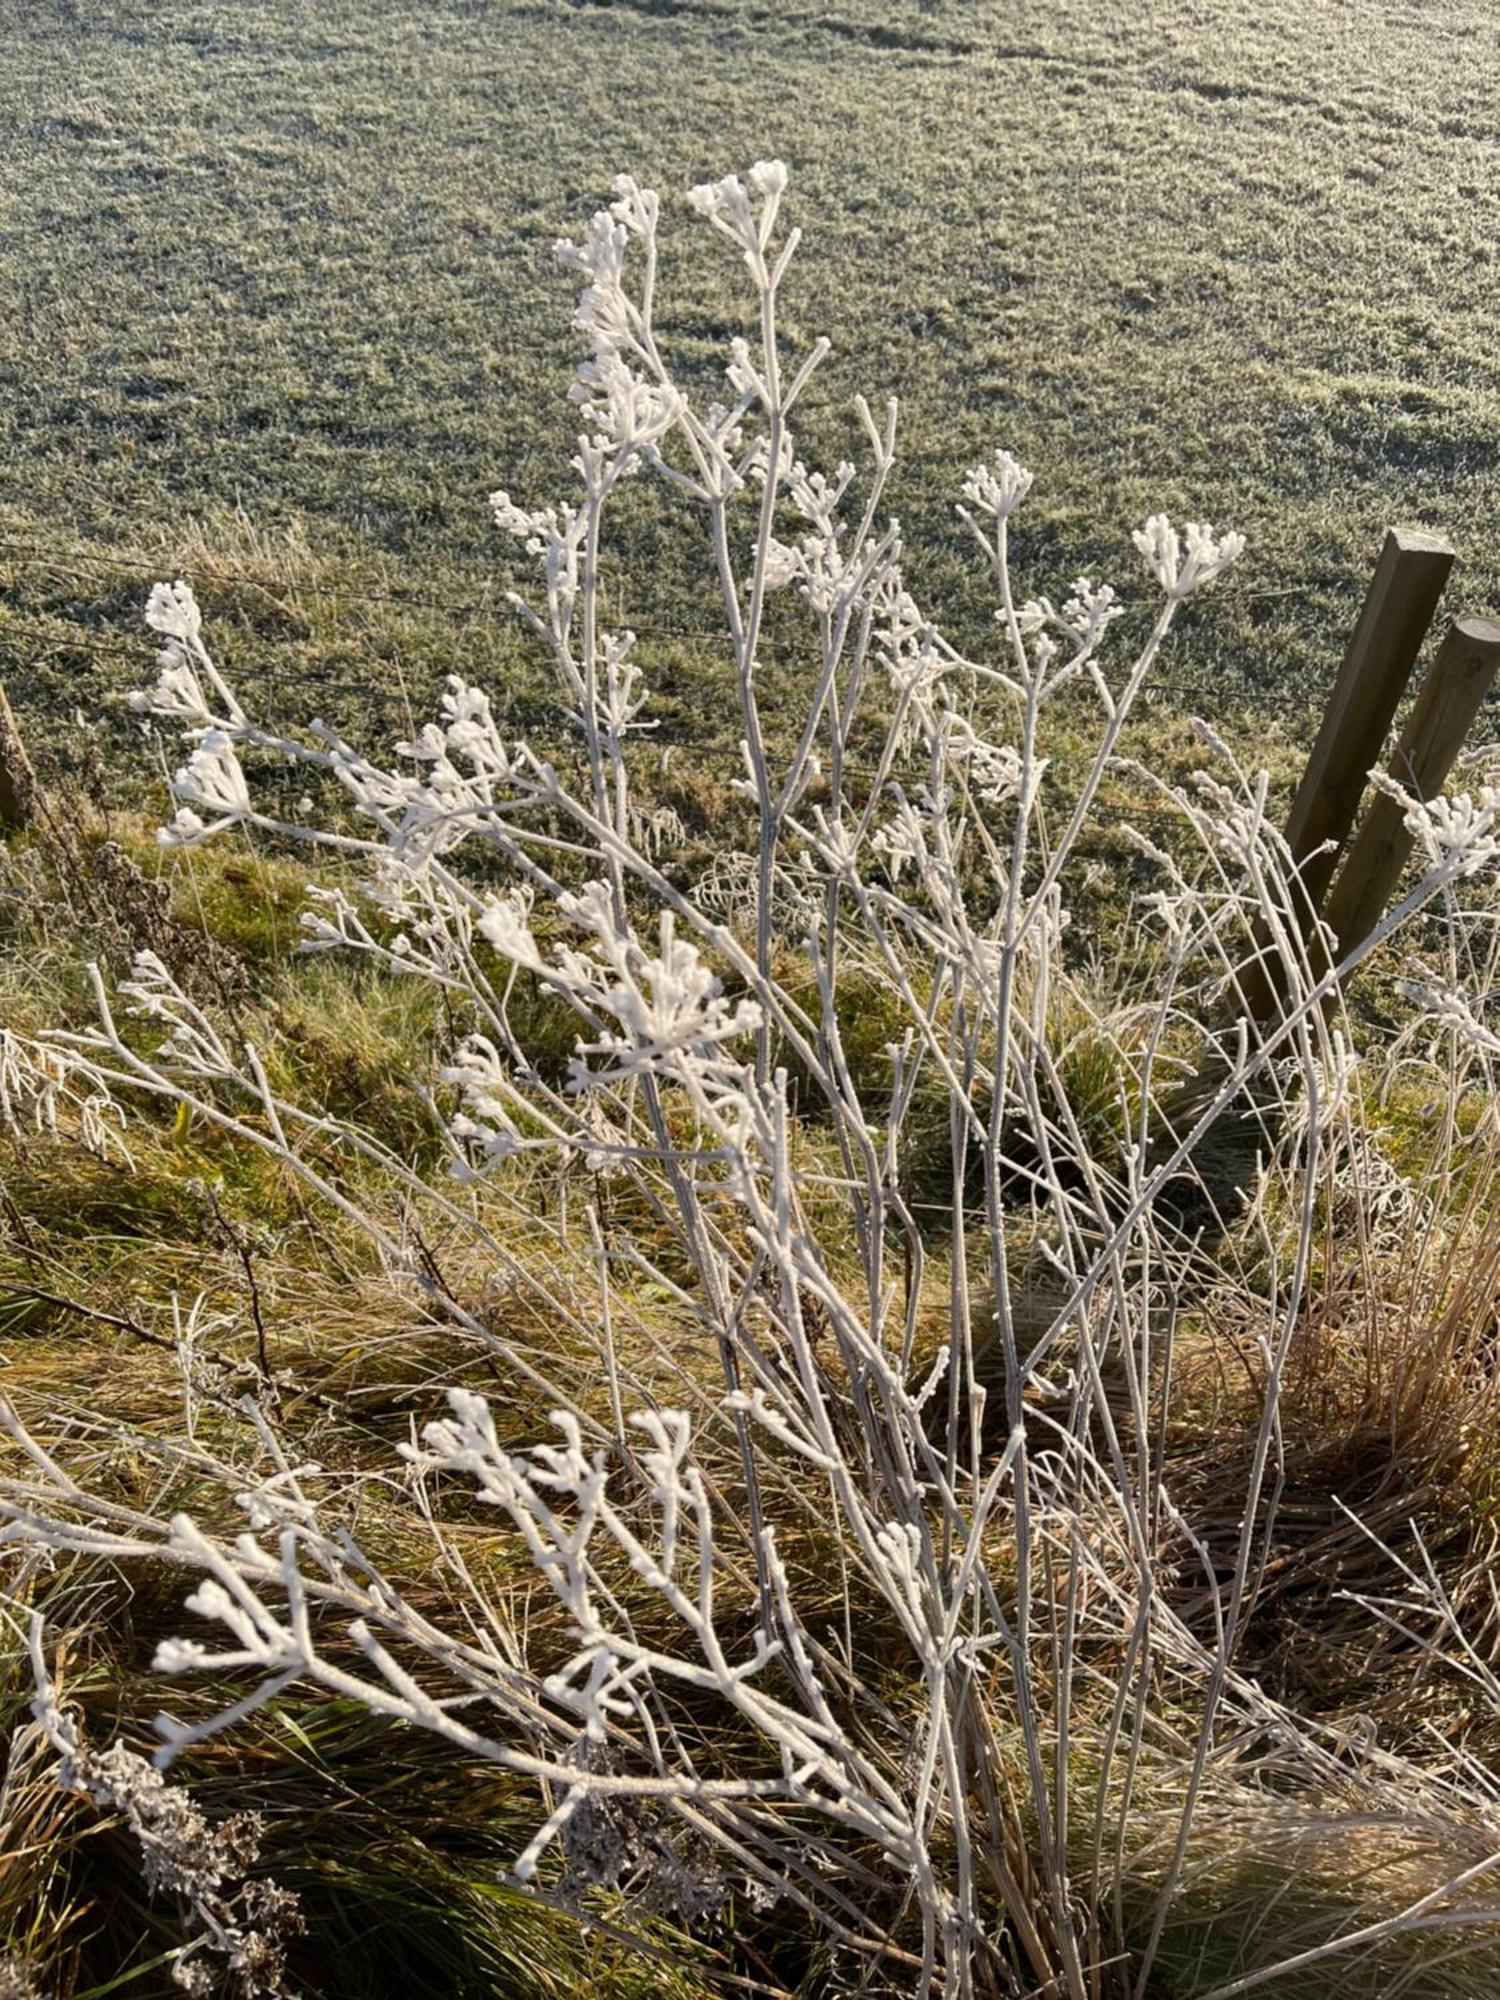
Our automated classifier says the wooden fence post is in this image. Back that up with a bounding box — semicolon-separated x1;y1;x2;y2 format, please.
0;682;36;831
1281;526;1455;907
1237;526;1453;1023
1320;614;1500;962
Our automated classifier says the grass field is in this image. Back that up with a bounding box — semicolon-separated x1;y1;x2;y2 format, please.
3;0;1499;772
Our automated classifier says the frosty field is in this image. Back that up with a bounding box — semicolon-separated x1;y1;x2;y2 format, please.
2;0;1498;759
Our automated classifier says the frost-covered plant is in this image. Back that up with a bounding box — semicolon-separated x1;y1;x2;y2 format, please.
6;165;1500;1999
0;1029;132;1164
26;1621;302;1996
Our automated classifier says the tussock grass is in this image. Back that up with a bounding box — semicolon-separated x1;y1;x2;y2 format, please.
6;747;1500;1995
0;813;876;1992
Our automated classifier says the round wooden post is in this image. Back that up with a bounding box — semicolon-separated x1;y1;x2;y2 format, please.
1237;526;1453;1025
1283;526;1455;909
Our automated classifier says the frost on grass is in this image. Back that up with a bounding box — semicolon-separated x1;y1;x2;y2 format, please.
6;163;1500;2000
